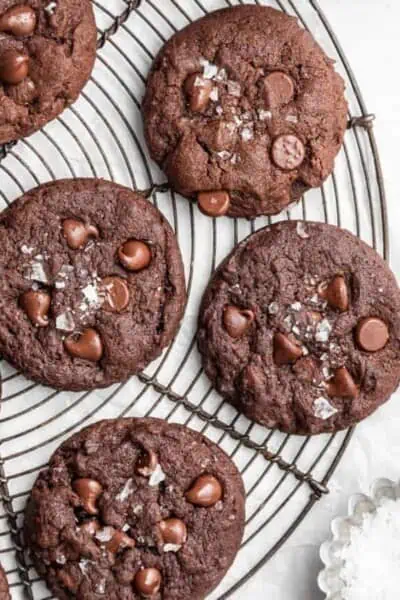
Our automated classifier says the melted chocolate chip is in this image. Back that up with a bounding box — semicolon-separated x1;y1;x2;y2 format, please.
135;450;158;477
327;366;359;399
159;518;187;546
0;50;29;84
186;474;222;507
185;73;213;112
272;134;305;170
134;568;162;597
198;191;230;217
102;276;130;312
64;328;103;362
319;275;349;312
0;5;37;37
263;71;294;108
20;290;50;327
118;240;152;272
106;530;135;553
73;479;103;515
62;219;99;250
273;332;302;366
223;305;254;338
356;317;389;352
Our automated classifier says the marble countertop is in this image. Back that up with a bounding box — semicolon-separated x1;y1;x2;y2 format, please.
242;1;400;597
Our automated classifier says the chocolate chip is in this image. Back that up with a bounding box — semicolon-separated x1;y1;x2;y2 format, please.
263;71;294;108
185;73;213;112
223;305;254;338
356;317;389;352
135;450;158;477
118;240;152;272
327;367;359;399
20;290;50;327
272;134;305;170
101;276;130;313
134;568;162;597
0;50;29;84
73;479;103;515
0;5;37;36
198;190;230;217
273;332;302;366
159;518;187;546
79;520;101;536
106;530;135;554
319;275;349;311
64;328;103;362
185;474;222;507
62;219;99;250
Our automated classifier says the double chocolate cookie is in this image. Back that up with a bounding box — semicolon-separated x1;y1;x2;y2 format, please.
0;0;97;143
25;418;245;599
143;5;347;219
198;222;400;435
0;179;186;390
0;564;10;600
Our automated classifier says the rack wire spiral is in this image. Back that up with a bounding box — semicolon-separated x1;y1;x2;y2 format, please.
0;0;387;598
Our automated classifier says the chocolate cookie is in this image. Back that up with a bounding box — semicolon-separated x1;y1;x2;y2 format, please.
25;418;245;600
198;221;400;435
0;564;10;600
0;0;97;144
0;179;186;390
143;5;347;219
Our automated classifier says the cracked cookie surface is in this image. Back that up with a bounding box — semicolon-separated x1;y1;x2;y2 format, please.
25;418;245;600
0;0;97;144
143;5;347;219
0;179;186;390
198;221;400;434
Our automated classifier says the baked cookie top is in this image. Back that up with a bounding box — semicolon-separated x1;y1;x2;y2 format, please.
0;0;97;144
0;179;186;390
198;221;400;435
143;5;347;219
25;418;245;600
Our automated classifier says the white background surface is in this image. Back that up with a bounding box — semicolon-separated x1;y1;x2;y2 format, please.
243;1;400;598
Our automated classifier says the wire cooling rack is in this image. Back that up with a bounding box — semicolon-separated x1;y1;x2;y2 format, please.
0;0;387;598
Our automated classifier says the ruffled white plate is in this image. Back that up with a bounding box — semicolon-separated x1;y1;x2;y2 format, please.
318;478;400;599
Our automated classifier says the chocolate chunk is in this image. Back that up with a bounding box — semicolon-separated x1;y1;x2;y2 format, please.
198;191;230;217
263;71;294;108
223;305;254;338
134;568;162;597
272;134;305;170
319;275;349;311
0;5;37;37
118;240;152;272
186;474;222;507
135;450;158;477
73;479;103;515
185;73;213;112
64;328;103;362
0;50;29;84
159;518;187;546
20;290;50;327
273;332;302;365
356;317;389;352
62;219;99;250
101;276;129;313
106;530;135;553
327;367;359;399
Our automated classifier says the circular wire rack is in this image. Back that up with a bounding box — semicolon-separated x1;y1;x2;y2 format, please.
0;0;387;598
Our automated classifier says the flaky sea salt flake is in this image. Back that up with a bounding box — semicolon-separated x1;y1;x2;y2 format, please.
241;127;253;142
210;87;219;102
216;150;231;161
286;114;298;123
258;109;272;121
313;397;338;420
45;1;57;14
116;478;134;502
27;261;48;284
21;244;34;255
200;59;218;80
316;318;332;342
290;302;302;311
268;302;279;315
164;543;182;553
149;464;166;487
95;526;114;543
227;80;241;97
56;312;75;332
